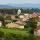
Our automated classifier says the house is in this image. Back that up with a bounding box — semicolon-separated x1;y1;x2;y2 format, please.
32;12;38;17
38;16;40;21
36;12;40;16
6;23;24;28
34;27;40;36
24;14;29;19
19;14;30;22
0;21;2;27
29;14;32;18
38;16;40;18
4;20;12;23
37;21;40;26
22;18;28;21
15;20;26;25
32;12;40;18
4;14;10;18
19;15;24;19
11;15;16;20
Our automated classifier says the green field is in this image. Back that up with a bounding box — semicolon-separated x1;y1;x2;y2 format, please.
0;28;40;40
0;28;30;40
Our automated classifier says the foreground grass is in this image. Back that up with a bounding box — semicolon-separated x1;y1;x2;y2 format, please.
0;28;40;40
0;28;29;36
0;28;30;40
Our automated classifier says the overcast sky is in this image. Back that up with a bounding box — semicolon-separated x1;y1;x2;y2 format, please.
0;0;40;4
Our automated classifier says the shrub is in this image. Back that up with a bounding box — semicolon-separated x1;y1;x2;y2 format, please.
0;31;4;38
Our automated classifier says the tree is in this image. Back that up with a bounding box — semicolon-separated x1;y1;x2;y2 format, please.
0;15;6;26
29;8;34;14
24;18;37;34
5;15;11;20
25;18;37;28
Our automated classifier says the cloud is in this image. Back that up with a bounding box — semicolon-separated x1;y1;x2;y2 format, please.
0;0;40;4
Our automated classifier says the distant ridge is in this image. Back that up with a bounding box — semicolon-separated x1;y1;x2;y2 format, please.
11;4;40;8
0;5;15;9
0;4;40;9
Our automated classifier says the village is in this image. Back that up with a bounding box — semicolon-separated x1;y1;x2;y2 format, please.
0;9;40;28
0;9;40;40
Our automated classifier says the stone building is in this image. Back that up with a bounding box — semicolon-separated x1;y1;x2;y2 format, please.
6;23;24;29
0;21;2;27
34;27;40;36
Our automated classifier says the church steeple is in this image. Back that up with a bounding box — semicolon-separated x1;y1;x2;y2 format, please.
17;9;21;15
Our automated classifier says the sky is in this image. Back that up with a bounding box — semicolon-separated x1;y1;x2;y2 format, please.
0;0;40;5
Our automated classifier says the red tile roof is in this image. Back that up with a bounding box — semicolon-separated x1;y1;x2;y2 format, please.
32;12;40;17
34;27;40;30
